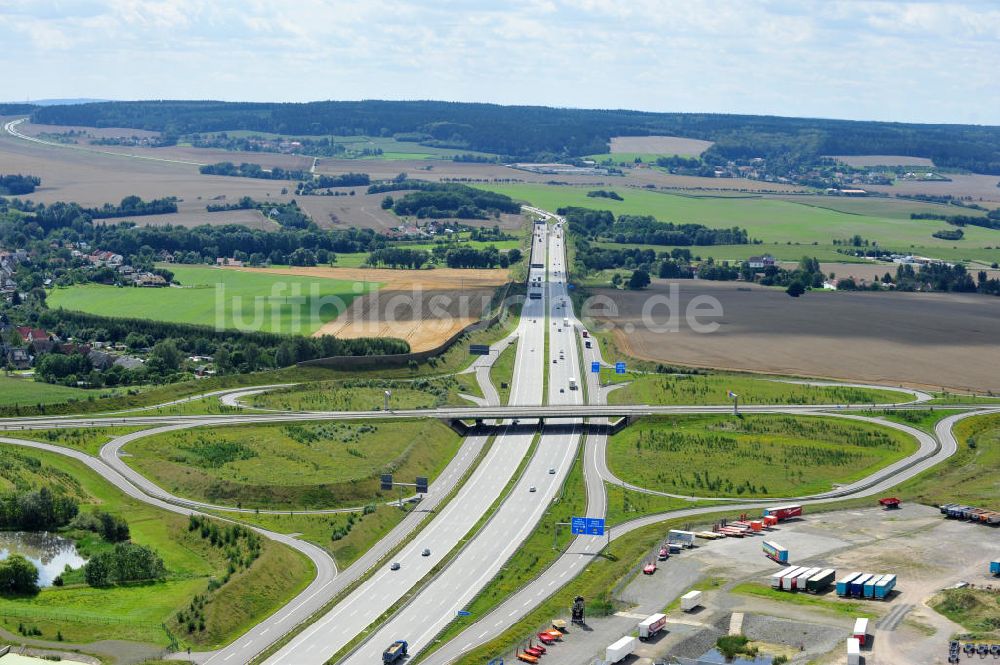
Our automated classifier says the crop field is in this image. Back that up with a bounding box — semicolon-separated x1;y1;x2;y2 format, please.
606;372;910;406
479;183;1000;252
47;264;375;335
587;279;1000;393
123;419;462;510
0;445;312;649
242;265;509;350
607;414;917;498
608;135;714;155
828;154;935;167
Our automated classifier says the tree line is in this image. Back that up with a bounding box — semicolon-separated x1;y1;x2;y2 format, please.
30;99;1000;174
0;174;41;195
389;183;521;219
560;207;749;246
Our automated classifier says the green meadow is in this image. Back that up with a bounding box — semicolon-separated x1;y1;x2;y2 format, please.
48;264;377;335
477;183;1000;262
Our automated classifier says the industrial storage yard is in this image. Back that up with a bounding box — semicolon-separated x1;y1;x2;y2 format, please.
528;504;1000;665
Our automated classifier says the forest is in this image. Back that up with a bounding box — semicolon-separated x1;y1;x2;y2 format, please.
558;207;749;246
27;99;1000;173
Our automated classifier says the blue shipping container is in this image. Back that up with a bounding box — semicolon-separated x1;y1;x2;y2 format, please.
874;574;896;599
863;574;884;599
851;573;874;597
836;572;861;597
991;561;1000;576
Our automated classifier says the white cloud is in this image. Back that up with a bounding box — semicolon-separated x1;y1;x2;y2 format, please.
0;0;996;124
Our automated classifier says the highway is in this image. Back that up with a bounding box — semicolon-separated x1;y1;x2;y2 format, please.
0;205;993;665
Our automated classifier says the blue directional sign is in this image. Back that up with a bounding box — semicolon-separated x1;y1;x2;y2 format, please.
591;361;601;373
571;516;606;536
615;362;626;375
457;610;471;617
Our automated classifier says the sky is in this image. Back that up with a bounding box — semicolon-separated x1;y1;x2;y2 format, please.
1;0;998;125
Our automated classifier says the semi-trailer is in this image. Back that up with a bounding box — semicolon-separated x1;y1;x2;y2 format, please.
780;566;808;591
680;590;703;612
762;504;802;521
863;574;885;599
991;561;1000;576
762;540;788;564
806;568;836;593
850;573;874;597
637;613;666;640
874;574;896;599
853;618;869;646
771;566;800;588
605;636;637;663
667;530;697;548
836;572;862;597
847;638;861;665
794;567;821;591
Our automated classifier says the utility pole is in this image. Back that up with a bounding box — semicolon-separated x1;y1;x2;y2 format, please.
384;389;391;412
729;391;740;416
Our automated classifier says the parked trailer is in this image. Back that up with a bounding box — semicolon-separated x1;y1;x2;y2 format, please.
794;567;821;591
991;561;1000;576
637;613;666;640
879;497;901;509
836;572;862;597
762;504;802;521
771;566;800;588
762;515;779;528
681;590;703;612
806;568;836;593
696;531;724;540
667;530;697;548
850;573;874;597
762;540;788;564
863;574;885;599
874;574;896;599
605;636;637;664
847;638;861;665
780;566;808;591
853;618;869;646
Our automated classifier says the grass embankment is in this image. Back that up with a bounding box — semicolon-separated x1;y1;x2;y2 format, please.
0;445;313;649
48;265;376;335
490;340;518;405
931;588;1000;641
604;482;717;526
245;376;473;411
212;505;406;568
896;411;1000;506
874;408;964;434
422;443;587;656
607;414;918;499
0;375;91;406
9;426;149;456
607;372;911;406
730;582;877;620
124;419;462;510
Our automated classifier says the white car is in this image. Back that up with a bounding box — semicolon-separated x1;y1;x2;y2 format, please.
529;486;537;492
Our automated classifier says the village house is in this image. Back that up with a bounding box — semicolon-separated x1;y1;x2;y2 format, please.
746;255;776;269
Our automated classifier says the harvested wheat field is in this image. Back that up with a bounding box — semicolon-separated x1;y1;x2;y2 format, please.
586;279;1000;393
228;266;509;351
609;135;714;156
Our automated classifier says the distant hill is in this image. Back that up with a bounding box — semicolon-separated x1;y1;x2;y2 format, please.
28;99;1000;175
30;98;111;106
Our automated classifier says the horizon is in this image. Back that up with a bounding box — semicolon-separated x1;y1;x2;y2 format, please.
3;1;998;126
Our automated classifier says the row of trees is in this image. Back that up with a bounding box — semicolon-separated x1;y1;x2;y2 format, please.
0;174;41;195
199;161;309;181
0;487;79;531
560;207;749;246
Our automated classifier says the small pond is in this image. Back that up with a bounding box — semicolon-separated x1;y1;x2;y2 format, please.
698;649;777;664
0;531;87;587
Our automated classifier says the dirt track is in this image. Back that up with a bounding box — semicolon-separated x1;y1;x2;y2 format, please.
587;279;1000;393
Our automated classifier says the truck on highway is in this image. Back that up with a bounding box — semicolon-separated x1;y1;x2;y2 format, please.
637;613;666;640
568;377;578;390
383;640;408;664
529;291;542;299
606;636;637;663
762;504;802;521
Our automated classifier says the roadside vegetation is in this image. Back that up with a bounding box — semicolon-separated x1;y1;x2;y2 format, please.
245;376;475;411
0;445;312;649
931;588;1000;641
489;341;518;405
606;371;910;406
10;426;148;456
730;583;877;620
123;419;462;510
607;414;918;498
